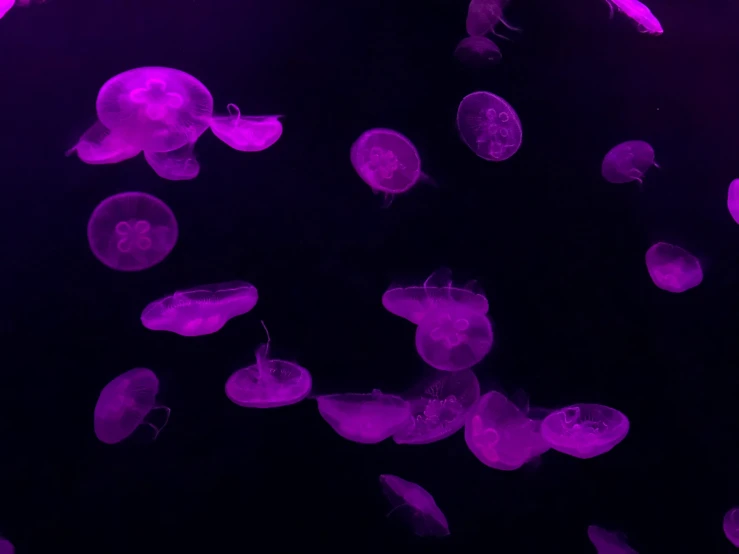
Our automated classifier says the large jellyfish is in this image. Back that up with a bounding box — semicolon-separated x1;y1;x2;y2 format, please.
316;390;411;444
0;538;13;554
723;507;739;547
393;369;480;445
93;368;170;445
541;403;629;459
601;141;658;184
141;281;258;336
727;179;739;224
455;36;502;68
66;120;141;165
0;0;13;19
587;525;638;554
87;192;178;272
645;242;703;293
465;0;520;38
604;0;662;35
144;143;200;181
379;475;450;537
457;91;522;161
210;104;283;152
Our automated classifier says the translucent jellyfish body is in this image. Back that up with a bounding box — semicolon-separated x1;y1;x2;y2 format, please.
66;120;141;165
0;0;13;19
210;104;283;152
466;0;519;37
316;390;411;444
350;128;422;197
587;525;638;554
0;538;13;554
393;369;480;445
93;368;170;445
457;91;522;161
606;0;663;35
87;192;178;272
723;507;739;547
645;242;702;293
601;140;657;184
455;36;502;68
541;403;629;459
379;475;449;537
96;67;213;153
727;179;739;224
141;281;258;337
144;143;200;181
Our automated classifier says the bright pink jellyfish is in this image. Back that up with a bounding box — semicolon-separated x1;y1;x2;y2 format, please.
645;242;702;293
604;0;663;35
454;36;502;68
93;368;170;445
141;281;258;337
210;104;283;152
541;403;629;459
87;192;178;272
379;475;450;537
723;507;739;547
144;143;200;181
0;538;13;554
66;120;141;165
96;67;213;153
316;390;411;444
601;140;658;184
457;91;522;161
466;0;520;38
727;179;739;224
588;525;638;554
394;369;480;445
0;0;13;19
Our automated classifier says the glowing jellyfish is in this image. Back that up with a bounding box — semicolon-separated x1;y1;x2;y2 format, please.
96;67;213;153
144;143;200;181
466;0;519;38
0;0;13;19
541;403;629;459
394;369;480;445
66;120;140;165
93;368;170;445
727;179;739;224
87;192;178;272
454;36;502;68
645;242;702;293
0;538;13;554
605;0;662;35
316;390;411;444
379;474;449;537
210;104;283;152
588;525;638;554
141;281;258;336
601;140;658;184
723;507;739;547
457;91;522;161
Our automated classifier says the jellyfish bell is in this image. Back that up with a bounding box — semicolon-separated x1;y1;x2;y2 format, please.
0;0;13;19
455;36;502;68
379;474;449;537
541;403;629;459
601;140;658;185
727;179;739;224
645;242;703;293
587;525;638;554
144;142;200;181
210;104;283;152
66;120;141;165
0;538;13;554
466;0;520;39
606;0;663;35
456;91;522;162
723;507;739;547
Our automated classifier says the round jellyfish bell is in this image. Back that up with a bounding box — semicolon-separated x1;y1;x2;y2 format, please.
541;403;629;459
87;192;178;272
457;91;522;162
0;538;13;554
379;474;449;537
601;140;658;184
645;242;702;293
723;507;739;547
144;143;199;181
587;525;638;554
93;368;170;445
96;67;213;153
210;104;283;152
454;36;502;68
66;120;141;165
727;179;739;224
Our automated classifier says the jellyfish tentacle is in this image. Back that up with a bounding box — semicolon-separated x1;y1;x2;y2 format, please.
227;103;242;125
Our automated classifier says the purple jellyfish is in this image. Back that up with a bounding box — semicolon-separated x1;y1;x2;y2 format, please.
727;179;739;224
141;281;258;337
645;242;702;293
93;368;170;445
316;390;411;444
723;507;739;547
588;525;638;554
87;192;178;272
66;120;140;165
144;143;200;181
466;0;520;38
605;0;663;35
541;403;629;459
455;36;502;68
210;104;283;152
601;140;658;184
96;67;213;153
379;474;449;537
457;91;522;161
0;538;13;554
0;0;13;19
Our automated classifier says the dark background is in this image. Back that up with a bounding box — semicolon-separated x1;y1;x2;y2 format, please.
1;0;738;551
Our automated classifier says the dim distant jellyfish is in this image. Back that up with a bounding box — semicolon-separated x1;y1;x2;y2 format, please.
393;369;480;445
0;538;13;554
0;0;14;19
601;140;658;185
466;0;520;38
457;91;522;161
379;475;449;537
727;179;739;224
723;508;739;547
141;280;258;336
645;242;703;293
588;525;638;554
605;0;663;35
66;120;141;165
316;390;411;444
93;368;170;445
210;104;283;152
541;403;629;459
96;67;213;153
144;143;200;181
454;36;502;68
87;192;178;272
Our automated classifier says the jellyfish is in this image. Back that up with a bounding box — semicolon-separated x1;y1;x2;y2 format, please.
604;0;662;35
454;36;502;68
95;67;213;153
601;140;658;184
394;369;480;445
645;242;702;293
0;0;12;19
727;179;739;224
588;525;638;554
541;403;629;459
210;104;283;152
723;507;739;547
141;281;258;336
66;120;141;165
316;390;411;444
466;0;520;38
0;538;13;554
379;475;449;537
456;91;522;161
144;143;200;181
87;192;178;272
93;368;170;445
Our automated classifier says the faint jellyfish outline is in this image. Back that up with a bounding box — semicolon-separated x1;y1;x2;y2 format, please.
454;36;502;68
540;403;629;459
587;525;639;554
604;0;663;35
601;140;658;186
645;242;702;293
466;0;521;39
723;507;739;547
456;91;522;161
0;537;13;554
210;103;283;152
144;142;200;181
727;179;739;224
379;474;450;537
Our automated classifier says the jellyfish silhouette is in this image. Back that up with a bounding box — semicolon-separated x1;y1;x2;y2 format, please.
601;141;658;185
587;525;638;554
457;91;522;161
541;403;629;459
645;242;702;293
66;120;140;165
210;104;283;152
144;143;200;181
379;474;450;537
727;179;739;224
466;0;520;39
604;0;662;35
723;507;739;547
455;36;502;68
0;537;13;554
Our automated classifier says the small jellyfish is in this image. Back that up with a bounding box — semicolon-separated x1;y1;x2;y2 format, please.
723;507;739;547
601;140;657;184
454;36;502;68
0;0;14;20
66;120;141;165
141;281;258;336
466;0;520;38
541;403;629;459
144;143;200;181
93;368;170;445
727;179;739;224
87;192;178;272
588;525;639;554
316;390;411;444
457;91;522;161
0;538;13;554
645;242;702;293
210;104;283;152
605;0;663;35
379;475;449;537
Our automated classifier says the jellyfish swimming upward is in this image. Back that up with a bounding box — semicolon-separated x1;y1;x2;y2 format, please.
541;403;629;459
379;474;450;537
645;242;703;293
457;91;522;161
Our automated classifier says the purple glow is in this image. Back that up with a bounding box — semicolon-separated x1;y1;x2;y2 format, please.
465;0;518;37
66;121;141;165
601;140;657;184
724;508;739;547
210;104;283;152
587;525;638;554
455;36;502;67
0;538;13;554
0;0;13;19
457;91;522;161
606;0;663;35
379;474;450;537
645;242;703;293
541;403;629;459
728;179;739;224
350;128;422;196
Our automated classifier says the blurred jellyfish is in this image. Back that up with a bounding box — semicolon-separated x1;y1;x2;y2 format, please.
457;91;522;161
723;508;739;547
379;474;449;537
454;36;502;68
588;525;638;554
605;0;662;35
541;403;629;459
601;141;658;184
645;242;702;293
727;179;739;224
0;0;13;19
0;538;13;554
66;120;141;165
466;0;520;38
210;104;283;152
94;368;170;445
316;390;411;444
144;143;200;181
87;192;178;272
141;281;258;336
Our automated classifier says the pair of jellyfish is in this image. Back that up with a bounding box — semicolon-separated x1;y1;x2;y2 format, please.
724;508;739;547
455;0;519;68
379;475;449;537
603;0;662;35
456;91;523;162
588;525;638;553
540;403;629;459
601;140;658;185
645;242;702;293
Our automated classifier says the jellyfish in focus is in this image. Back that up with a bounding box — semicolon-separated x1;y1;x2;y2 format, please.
588;525;638;554
457;91;522;161
454;36;502;68
605;0;662;35
0;0;13;19
144;143;200;181
210;104;283;152
541;403;629;459
727;179;739;224
0;538;13;554
88;192;178;272
645;242;702;293
93;368;170;445
316;390;411;444
66;120;140;165
601;141;657;184
723;508;739;547
379;474;449;537
141;281;258;336
466;0;519;38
